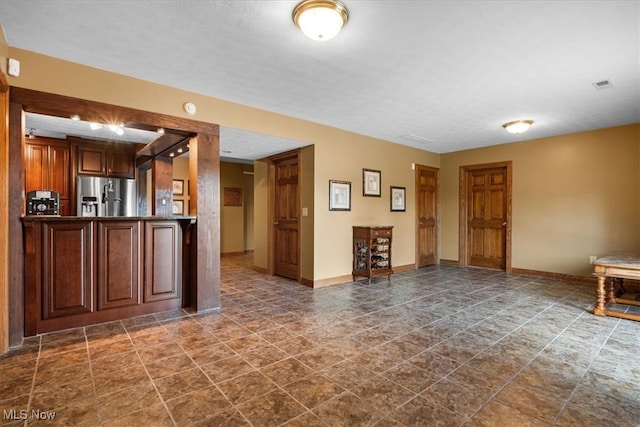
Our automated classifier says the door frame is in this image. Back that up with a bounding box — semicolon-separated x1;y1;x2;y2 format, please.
459;161;512;272
414;164;440;268
267;149;301;281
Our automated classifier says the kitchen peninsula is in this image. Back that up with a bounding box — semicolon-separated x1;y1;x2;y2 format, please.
23;215;196;335
10;88;221;344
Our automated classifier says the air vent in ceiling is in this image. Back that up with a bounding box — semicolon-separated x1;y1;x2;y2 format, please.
400;133;433;144
592;79;613;90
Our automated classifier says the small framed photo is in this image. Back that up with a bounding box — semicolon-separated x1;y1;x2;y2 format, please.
390;186;406;212
224;187;243;206
172;179;184;196
329;180;351;211
172;199;184;215
363;168;381;197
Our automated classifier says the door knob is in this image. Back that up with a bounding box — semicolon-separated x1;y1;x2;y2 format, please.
502;222;507;226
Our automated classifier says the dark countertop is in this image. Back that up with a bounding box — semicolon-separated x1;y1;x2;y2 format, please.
22;215;197;221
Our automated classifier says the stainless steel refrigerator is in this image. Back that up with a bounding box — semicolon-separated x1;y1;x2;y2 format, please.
77;176;137;217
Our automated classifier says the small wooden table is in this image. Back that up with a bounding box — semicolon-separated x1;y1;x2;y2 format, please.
593;252;640;321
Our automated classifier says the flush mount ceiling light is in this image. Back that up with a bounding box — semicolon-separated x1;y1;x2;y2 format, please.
292;0;349;41
502;120;534;134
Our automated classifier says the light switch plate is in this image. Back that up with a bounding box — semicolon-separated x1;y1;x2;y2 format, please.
8;58;20;77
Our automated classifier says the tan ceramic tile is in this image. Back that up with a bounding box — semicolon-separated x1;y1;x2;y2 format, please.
165;386;233;426
193;407;251;426
295;347;345;371
28;397;99;427
101;403;174;427
351;375;415;413
97;382;162;422
200;355;255;383
237;389;306;427
144;352;196;379
469;400;550;426
31;378;94;409
382;362;439;394
217;370;278;405
136;342;187;364
312;391;382;427
87;337;134;360
187;343;236;366
282;373;345;410
154;368;213;402
320;358;377;389
260;357;314;387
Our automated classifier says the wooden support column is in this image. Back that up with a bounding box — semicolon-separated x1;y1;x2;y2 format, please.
153;156;173;216
0;71;8;353
189;133;220;310
8;102;25;347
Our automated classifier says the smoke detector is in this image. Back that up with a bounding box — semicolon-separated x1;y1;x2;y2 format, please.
592;79;613;90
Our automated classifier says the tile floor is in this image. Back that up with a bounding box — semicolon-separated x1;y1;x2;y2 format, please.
1;254;639;426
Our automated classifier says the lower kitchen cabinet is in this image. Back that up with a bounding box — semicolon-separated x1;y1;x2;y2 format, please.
42;221;93;319
97;221;140;310
144;221;181;302
23;217;190;335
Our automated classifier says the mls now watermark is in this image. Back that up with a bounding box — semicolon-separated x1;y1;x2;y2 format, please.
4;409;57;421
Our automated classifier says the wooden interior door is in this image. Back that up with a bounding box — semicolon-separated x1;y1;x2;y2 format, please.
416;165;438;267
464;164;510;270
271;152;300;280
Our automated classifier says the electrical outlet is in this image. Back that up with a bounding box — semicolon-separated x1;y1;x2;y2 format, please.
590;256;597;264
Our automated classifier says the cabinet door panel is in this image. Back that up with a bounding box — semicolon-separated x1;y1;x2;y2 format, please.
108;151;135;178
48;145;70;199
98;221;140;310
24;143;48;192
42;222;93;319
144;221;181;302
77;146;105;176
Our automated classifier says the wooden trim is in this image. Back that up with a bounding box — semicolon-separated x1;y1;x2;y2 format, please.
414;164;440;269
440;259;462;267
221;250;254;257
10;87;218;136
0;73;8;354
312;274;354;288
393;263;415;273
510;267;595;283
252;265;268;274
459;161;512;272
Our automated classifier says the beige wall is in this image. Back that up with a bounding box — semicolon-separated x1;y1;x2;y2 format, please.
6;45;640;286
220;162;247;254
441;124;640;276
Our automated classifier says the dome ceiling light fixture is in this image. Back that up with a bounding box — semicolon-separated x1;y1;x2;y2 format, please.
502;120;534;134
292;0;349;41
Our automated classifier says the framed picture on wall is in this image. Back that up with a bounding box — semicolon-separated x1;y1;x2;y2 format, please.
172;199;184;215
329;180;351;211
172;179;184;196
224;187;243;206
390;186;406;212
363;168;381;197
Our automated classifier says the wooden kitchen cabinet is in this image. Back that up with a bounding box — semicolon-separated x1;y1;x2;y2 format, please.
144;220;181;302
23;217;189;335
41;221;93;319
76;142;136;178
24;139;70;215
97;221;141;310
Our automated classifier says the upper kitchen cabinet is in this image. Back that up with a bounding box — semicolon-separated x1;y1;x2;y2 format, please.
75;141;137;179
24;138;71;215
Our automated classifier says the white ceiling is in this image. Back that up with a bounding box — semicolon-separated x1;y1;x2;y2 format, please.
2;1;639;159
